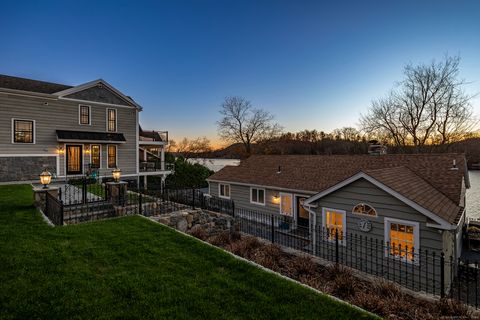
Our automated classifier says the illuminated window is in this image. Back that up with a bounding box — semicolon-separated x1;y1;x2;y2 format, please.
219;184;230;199
107;109;117;132
352;203;377;216
13;119;34;143
107;145;117;168
323;208;345;242
79;105;91;125
91;145;101;168
385;218;419;262
251;188;265;205
280;193;293;216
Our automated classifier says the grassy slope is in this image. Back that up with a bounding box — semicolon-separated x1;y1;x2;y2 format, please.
0;185;376;320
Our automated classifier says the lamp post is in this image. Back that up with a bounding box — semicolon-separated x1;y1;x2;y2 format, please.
39;169;52;189
112;168;122;182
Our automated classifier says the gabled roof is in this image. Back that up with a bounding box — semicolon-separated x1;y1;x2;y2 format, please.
0;74;72;94
0;74;141;109
208;154;469;226
54;79;142;110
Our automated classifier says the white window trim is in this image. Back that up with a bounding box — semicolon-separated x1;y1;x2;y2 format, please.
64;144;84;176
11;118;36;144
107;144;118;169
250;187;266;206
106;108;117;132
90;144;102;169
384;217;420;264
351;202;378;217
78;105;91;125
322;207;347;245
218;183;231;199
279;192;293;216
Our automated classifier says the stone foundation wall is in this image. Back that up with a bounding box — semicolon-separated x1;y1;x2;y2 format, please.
151;209;235;234
0;156;56;182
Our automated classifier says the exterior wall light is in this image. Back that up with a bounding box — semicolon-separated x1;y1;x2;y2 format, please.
57;146;64;154
112;168;122;182
85;145;91;154
272;193;280;204
39;169;52;189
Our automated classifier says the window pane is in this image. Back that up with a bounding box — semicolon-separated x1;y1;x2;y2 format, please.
107;109;116;131
251;189;257;202
91;145;100;167
258;189;264;203
108;145;117;168
225;185;230;196
280;194;292;216
80;106;90;124
389;222;416;261
14;120;34;143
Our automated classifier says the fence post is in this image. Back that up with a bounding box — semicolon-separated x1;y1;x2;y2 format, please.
440;252;445;298
335;229;339;265
82;177;87;204
59;200;64;226
271;214;275;243
232;201;235;217
45;191;49;216
139;192;143;216
192;188;196;210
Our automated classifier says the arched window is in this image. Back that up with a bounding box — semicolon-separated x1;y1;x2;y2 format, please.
352;203;377;217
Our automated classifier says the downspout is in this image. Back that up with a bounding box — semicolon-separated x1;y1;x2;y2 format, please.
304;204;318;254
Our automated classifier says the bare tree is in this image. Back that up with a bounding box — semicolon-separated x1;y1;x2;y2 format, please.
217;96;282;154
175;137;212;159
361;56;476;149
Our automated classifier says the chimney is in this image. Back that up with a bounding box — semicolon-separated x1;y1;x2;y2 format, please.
368;140;387;156
450;159;459;171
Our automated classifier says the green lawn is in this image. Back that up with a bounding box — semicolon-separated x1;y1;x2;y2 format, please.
0;185;376;320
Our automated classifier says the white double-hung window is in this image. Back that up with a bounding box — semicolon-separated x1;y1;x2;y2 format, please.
219;184;230;199
322;208;346;244
384;218;419;262
250;187;265;205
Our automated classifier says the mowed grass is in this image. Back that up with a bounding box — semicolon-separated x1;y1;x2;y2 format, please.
0;185;376;320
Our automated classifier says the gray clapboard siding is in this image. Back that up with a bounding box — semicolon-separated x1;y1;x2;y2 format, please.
311;178;444;253
0;93;138;176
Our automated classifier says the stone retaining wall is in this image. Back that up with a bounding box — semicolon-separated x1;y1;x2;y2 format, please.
151;209;235;234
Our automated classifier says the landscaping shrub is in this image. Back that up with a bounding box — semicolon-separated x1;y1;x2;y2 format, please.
208;231;233;247
351;291;387;317
250;244;287;272
187;226;208;241
329;266;358;299
227;236;262;259
283;255;317;279
370;280;403;300
435;298;473;319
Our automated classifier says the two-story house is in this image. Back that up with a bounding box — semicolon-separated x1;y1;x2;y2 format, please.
0;74;172;186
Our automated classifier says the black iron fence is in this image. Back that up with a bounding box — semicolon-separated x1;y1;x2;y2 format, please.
45;192;63;226
45;180;234;225
233;208;479;308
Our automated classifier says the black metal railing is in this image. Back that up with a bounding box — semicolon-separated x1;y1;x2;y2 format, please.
139;161;175;172
233;208;479;308
45;192;63;226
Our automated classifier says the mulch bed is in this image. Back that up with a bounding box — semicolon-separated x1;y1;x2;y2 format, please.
189;227;476;320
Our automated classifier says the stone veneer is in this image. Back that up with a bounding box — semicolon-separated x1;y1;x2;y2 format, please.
0;156;57;182
150;209;236;234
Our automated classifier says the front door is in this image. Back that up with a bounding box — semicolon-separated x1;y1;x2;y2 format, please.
66;145;83;175
296;197;309;227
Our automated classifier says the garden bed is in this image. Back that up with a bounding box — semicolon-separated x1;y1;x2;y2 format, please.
188;227;476;320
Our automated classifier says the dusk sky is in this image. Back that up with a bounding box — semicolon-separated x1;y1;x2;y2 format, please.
1;1;479;147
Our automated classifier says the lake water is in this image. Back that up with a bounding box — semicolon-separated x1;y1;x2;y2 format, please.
187;158;241;172
467;171;480;219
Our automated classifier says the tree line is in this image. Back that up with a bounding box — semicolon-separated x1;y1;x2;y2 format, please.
215;55;477;155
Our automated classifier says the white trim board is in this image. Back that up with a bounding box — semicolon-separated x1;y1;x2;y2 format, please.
207;179;317;196
54;79;142;110
303;172;454;230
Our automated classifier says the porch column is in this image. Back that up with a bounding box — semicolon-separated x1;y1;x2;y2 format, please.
160;146;165;170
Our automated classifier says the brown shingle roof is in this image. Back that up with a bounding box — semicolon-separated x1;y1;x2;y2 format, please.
0;74;72;94
208;154;468;224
